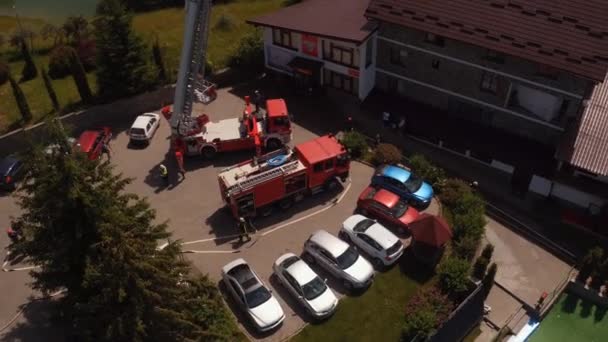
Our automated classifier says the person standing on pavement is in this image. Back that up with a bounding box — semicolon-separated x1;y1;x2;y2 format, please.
238;217;251;242
102;141;112;160
398;116;406;134
253;90;262;114
159;164;169;186
382;111;391;127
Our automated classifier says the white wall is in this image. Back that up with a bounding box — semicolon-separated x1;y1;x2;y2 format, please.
528;175;606;208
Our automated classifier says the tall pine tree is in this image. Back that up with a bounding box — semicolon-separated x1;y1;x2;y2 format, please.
152;36;167;83
68;49;93;103
20;37;38;81
41;66;60;110
13;121;240;341
8;73;32;122
94;0;156;101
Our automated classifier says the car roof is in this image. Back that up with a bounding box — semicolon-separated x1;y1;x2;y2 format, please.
381;165;411;183
365;224;399;250
371;187;400;208
266;99;288;118
286;259;317;285
77;128;109;153
309;230;348;258
132;114;157;129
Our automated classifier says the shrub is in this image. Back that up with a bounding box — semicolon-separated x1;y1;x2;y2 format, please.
481;243;494;260
214;14;235;31
438;256;470;295
228;30;263;70
340;130;368;158
402;308;437;340
472;256;490;280
48;45;74;79
402;286;453;340
438;178;471;208
452;234;481;261
577;246;604;283
0;61;8;86
408;154;446;189
372;143;402;165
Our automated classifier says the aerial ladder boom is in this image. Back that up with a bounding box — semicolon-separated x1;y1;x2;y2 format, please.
171;0;213;137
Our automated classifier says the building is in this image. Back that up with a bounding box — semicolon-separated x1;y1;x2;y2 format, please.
247;0;377;100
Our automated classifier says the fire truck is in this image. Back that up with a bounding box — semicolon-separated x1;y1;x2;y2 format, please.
160;0;292;164
218;134;350;219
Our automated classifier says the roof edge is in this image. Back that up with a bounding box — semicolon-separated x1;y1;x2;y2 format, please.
247;20;377;46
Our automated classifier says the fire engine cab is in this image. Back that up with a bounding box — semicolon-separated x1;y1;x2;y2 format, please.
162;97;292;159
218;134;350;219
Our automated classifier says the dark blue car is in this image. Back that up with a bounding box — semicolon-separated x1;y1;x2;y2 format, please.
371;164;434;208
0;156;24;191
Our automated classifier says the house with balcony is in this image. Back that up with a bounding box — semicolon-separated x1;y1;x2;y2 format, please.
247;0;377;100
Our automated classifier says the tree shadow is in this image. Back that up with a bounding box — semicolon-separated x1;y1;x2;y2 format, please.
0;297;67;342
593;305;607;322
397;248;435;284
561;292;579;314
579;299;593;318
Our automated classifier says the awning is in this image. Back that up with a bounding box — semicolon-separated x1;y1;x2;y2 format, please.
287;56;324;76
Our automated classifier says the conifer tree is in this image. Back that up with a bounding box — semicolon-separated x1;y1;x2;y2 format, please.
152;36;167;83
8;73;32;122
68;49;93;103
94;0;156;101
41;67;60;110
12;121;239;341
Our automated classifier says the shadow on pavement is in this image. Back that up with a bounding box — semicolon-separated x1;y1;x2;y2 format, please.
0;298;67;342
398;248;435;284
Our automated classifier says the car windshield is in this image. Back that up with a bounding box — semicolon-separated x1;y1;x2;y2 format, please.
387;240;403;255
131;128;146;135
391;201;409;218
354;218;375;233
403;173;423;193
245;286;272;308
301;277;327;301
336;246;359;270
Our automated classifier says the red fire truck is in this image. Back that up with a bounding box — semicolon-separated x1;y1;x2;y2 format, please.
218;134;350;219
162;97;292;159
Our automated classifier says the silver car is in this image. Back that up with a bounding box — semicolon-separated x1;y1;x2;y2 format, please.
273;253;339;319
221;258;285;332
303;230;374;291
340;215;405;268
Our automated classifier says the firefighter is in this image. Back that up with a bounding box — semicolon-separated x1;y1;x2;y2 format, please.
102;141;112;160
175;150;185;179
159;164;169;185
253;90;262;114
238;217;251;243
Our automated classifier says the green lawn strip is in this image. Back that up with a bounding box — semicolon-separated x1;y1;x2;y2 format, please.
528;293;608;342
292;264;429;342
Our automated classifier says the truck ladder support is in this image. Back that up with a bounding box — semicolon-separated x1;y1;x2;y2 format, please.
231;161;300;194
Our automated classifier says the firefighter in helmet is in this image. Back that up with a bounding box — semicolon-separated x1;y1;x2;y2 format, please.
159;164;169;185
238;217;252;243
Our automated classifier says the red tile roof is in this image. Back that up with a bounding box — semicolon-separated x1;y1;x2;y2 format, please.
558;73;608;176
409;213;452;248
366;0;608;81
247;0;376;44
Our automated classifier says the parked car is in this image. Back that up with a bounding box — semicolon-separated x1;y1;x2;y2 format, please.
303;230;374;291
340;215;404;268
273;253;338;319
129;113;160;145
221;258;285;332
0;156;24;191
357;186;419;232
75;127;112;160
371;164;434;208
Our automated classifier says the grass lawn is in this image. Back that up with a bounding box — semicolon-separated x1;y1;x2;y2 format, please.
292;260;431;342
528;292;608;342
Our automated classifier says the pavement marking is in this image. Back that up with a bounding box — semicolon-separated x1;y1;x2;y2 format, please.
2;250;39;273
181;234;242;246
182;250;240;254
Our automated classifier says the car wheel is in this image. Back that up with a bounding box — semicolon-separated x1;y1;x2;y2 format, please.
303;252;315;264
372;257;384;269
342;279;353;291
201;146;217;159
259;205;273;217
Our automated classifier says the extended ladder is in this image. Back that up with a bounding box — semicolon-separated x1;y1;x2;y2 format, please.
231;161;301;194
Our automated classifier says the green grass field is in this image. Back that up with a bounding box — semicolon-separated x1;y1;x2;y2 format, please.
528;293;608;342
292;263;428;342
0;0;284;133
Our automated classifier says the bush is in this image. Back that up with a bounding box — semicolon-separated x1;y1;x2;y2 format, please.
372;143;402;165
408;154;446;190
340;130;368;158
0;61;8;86
472;256;490;280
452;234;481;261
76;38;96;71
577;246;605;283
438;256;471;295
402;286;454;340
451;192;486;241
228;30;263;70
214;14;235;31
481;243;494;260
48;45;74;79
438;178;471;208
402;308;437;340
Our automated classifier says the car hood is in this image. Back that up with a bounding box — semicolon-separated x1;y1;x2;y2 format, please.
248;296;284;328
413;182;434;202
307;287;338;314
399;207;420;226
344;256;374;283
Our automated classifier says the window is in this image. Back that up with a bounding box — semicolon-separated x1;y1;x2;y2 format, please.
337;153;348;166
365;38;374;67
323;42;357;67
390;47;408;66
324;159;334;170
324;69;358;95
425;33;445;47
480;72;498;93
283;273;303;295
485;49;505;64
359;234;382;251
313;163;323;173
272;28;296;50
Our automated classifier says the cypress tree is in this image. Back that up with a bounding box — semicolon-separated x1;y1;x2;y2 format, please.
20;38;38;81
69;49;93;103
41;67;60;110
8;73;32;122
152;37;167;83
94;0;156;101
12;121;240;341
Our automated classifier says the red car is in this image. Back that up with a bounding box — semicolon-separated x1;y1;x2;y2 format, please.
76;127;112;160
357;186;419;231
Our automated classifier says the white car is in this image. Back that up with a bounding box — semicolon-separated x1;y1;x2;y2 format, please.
221;259;285;332
340;215;404;268
303;230;374;291
129;113;160;144
273;253;338;319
